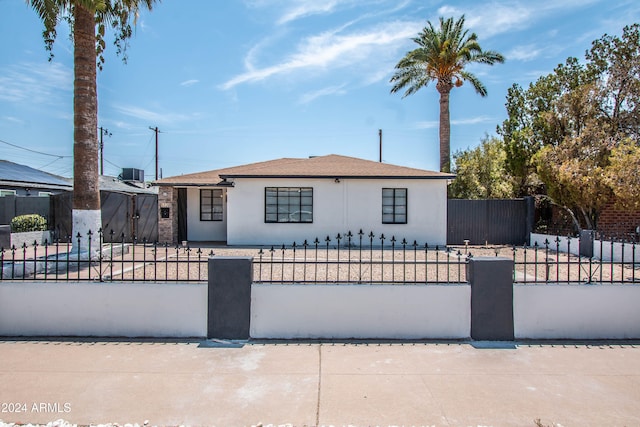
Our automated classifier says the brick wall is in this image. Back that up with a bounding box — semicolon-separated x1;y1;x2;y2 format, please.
537;202;640;240
158;186;177;244
598;203;640;239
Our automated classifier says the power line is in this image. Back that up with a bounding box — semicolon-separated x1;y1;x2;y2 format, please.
0;138;72;158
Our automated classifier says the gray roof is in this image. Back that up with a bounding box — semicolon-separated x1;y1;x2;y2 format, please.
0;160;156;194
0;160;71;189
98;176;157;194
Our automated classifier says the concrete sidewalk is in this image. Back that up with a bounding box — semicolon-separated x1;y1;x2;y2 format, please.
1;339;639;427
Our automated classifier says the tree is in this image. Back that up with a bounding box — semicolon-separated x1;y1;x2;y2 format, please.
448;135;515;199
27;0;157;256
498;24;640;231
390;15;504;172
605;138;640;212
498;57;596;196
534;119;614;231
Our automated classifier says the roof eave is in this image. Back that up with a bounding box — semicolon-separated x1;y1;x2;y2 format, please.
219;174;456;180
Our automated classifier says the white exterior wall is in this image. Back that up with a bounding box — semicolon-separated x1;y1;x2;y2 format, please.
0;282;208;337
251;284;470;339
186;187;227;242
514;284;640;339
226;177;448;246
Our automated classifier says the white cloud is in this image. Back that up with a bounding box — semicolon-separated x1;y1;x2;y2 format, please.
220;20;421;90
299;84;347;104
0;62;72;105
278;0;340;25
415;115;493;129
451;115;494;125
436;0;603;39
1;116;26;125
414;120;438;129
180;79;199;87
507;45;542;62
113;104;194;124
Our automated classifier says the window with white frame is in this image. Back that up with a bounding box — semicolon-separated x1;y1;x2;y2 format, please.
382;188;407;224
200;189;223;221
0;190;16;197
265;187;313;223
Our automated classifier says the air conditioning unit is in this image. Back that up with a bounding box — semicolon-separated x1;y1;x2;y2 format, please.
122;168;144;182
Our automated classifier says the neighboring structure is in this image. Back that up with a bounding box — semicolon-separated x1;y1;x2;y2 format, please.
154;154;455;246
51;176;158;243
0;160;72;197
0;160;158;242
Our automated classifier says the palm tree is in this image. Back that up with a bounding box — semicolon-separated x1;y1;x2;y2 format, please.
390;15;504;173
27;0;157;257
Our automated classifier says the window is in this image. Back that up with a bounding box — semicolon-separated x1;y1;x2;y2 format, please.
382;188;407;224
200;189;223;221
0;190;16;197
265;187;313;223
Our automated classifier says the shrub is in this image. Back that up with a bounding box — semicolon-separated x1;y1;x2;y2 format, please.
10;214;48;232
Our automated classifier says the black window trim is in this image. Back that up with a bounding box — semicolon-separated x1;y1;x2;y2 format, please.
264;186;314;224
200;188;224;222
382;187;408;224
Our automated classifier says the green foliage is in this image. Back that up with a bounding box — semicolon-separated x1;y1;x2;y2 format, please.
10;214;48;233
449;136;515;199
27;0;158;67
534;124;613;230
605;138;640;212
390;15;505;98
498;23;640;230
390;15;504;172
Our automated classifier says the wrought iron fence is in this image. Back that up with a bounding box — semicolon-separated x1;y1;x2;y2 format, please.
1;229;638;285
254;231;469;284
513;236;638;284
0;230;212;282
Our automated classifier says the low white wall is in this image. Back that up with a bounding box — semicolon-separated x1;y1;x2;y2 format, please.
530;232;639;263
530;233;580;256
0;282;207;337
514;284;640;339
594;240;640;263
250;284;470;339
11;230;52;248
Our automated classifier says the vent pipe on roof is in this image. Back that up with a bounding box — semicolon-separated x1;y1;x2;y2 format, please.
379;129;382;162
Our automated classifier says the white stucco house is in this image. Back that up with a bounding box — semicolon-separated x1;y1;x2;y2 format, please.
154;154;454;246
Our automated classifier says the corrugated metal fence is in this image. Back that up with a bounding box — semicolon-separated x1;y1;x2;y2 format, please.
447;197;535;245
0;195;51;225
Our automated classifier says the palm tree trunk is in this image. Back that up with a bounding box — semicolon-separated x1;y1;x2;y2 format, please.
72;3;101;257
438;87;451;173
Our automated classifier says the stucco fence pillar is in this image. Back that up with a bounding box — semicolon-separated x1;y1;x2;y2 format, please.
207;256;253;339
467;257;514;341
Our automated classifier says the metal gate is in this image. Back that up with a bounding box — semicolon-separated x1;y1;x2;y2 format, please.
132;193;158;242
447;198;534;245
52;191;158;243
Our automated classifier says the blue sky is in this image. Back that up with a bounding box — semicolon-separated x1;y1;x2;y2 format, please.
1;0;639;180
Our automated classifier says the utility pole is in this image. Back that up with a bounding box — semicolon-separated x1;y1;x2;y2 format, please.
99;127;111;175
379;129;382;162
149;126;160;180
